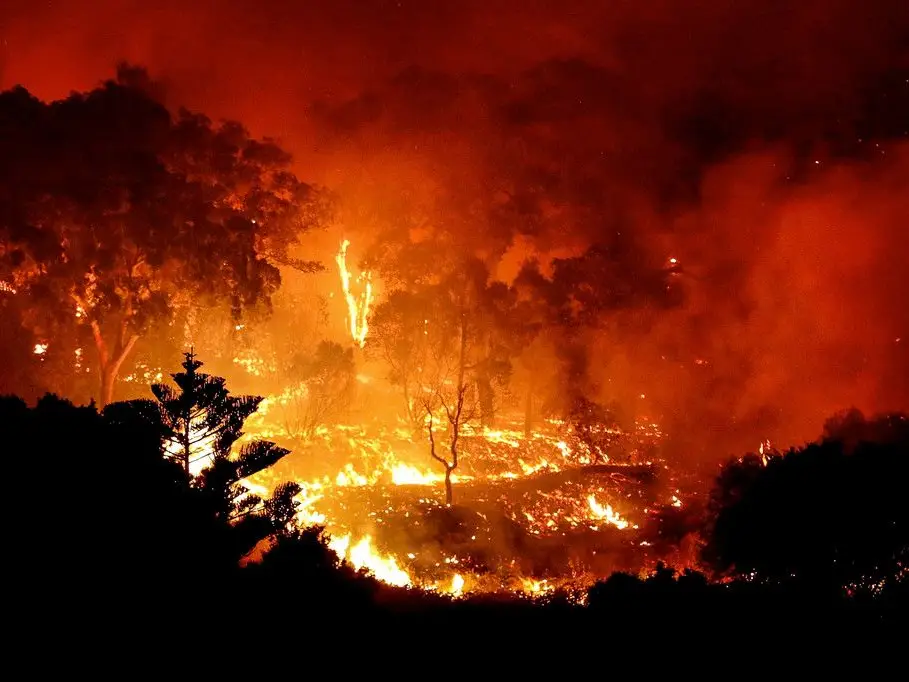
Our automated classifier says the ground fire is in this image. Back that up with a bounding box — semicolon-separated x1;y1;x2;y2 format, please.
240;410;674;597
196;243;682;596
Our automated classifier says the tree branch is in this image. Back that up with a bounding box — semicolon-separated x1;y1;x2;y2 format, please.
90;319;109;368
424;402;449;468
108;333;139;377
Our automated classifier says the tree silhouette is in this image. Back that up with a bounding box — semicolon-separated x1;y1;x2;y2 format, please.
0;67;330;405
420;297;478;507
149;350;299;544
152;350;269;475
703;412;909;592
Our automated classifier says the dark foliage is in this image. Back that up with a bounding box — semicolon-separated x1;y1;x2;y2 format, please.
3;395;905;655
703;411;909;593
0;68;330;404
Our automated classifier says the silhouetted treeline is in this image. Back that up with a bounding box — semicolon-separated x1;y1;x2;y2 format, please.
3;396;906;651
703;409;908;600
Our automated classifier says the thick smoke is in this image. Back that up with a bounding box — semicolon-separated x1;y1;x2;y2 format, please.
2;0;908;458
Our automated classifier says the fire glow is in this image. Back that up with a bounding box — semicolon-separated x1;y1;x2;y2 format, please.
241;408;671;597
335;239;373;347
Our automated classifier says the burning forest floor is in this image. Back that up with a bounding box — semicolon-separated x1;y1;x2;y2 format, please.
243;409;701;598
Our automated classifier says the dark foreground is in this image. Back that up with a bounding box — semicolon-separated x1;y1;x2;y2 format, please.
3;395;906;664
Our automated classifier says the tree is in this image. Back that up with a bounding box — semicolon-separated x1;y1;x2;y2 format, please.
151;350;273;475
370;255;514;427
702;412;909;592
415;270;484;506
274;340;356;440
3;392;235;612
0;66;330;405
422;312;475;506
147;350;300;548
369;288;435;428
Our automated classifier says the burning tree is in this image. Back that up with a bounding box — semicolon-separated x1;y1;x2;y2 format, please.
0;66;329;405
506;248;682;432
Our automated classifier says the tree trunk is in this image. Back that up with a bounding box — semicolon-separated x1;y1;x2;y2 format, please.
403;382;417;430
477;375;494;426
91;321;139;407
100;365;117;407
183;399;192;475
444;465;453;506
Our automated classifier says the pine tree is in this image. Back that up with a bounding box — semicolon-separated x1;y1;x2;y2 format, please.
152;350;299;533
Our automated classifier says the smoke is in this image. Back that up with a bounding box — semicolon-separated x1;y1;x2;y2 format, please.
2;0;908;457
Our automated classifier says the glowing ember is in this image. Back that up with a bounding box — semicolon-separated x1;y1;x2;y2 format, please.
335;239;373;347
33;342;48;355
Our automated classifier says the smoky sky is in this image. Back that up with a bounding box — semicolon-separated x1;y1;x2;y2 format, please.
2;0;908;457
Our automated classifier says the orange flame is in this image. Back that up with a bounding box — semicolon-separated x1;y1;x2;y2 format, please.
328;533;412;587
335;239;373;347
586;495;632;530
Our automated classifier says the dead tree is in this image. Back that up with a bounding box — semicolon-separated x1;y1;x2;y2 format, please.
424;382;470;506
422;310;475;506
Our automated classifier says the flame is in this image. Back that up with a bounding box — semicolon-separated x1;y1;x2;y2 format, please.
520;578;553;595
328;534;412;587
336;239;373;347
33;342;48;355
237;389;667;595
293;483;328;525
391;462;443;485
335;463;369;487
586;495;631;530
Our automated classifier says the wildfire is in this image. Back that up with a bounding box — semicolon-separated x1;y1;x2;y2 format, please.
328;533;412;587
335;463;369;487
391;462;445;485
336;239;373;347
239;409;665;599
229;348;667;597
520;578;553;595
586;495;632;530
449;573;465;596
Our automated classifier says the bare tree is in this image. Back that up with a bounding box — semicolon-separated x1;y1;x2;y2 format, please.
420;310;477;506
